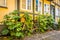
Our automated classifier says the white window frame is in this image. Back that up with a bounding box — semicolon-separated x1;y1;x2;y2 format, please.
38;0;39;11
44;4;46;14
26;0;32;10
38;1;42;14
22;0;32;10
15;0;17;10
4;0;6;6
0;0;6;6
36;0;39;12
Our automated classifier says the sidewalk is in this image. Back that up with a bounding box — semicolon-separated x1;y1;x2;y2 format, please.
24;30;60;40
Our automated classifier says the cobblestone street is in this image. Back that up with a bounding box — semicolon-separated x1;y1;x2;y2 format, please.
44;32;60;40
24;31;60;40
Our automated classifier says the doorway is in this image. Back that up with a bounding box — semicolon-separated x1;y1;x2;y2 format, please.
50;5;55;19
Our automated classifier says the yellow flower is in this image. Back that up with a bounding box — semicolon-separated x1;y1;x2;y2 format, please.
12;20;15;22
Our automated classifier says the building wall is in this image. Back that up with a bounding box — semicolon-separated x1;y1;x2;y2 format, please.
0;0;60;22
20;0;50;14
0;0;16;22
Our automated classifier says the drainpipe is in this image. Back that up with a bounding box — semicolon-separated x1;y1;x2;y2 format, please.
17;0;20;16
16;0;20;21
33;0;35;27
42;0;44;14
33;0;35;21
50;0;51;14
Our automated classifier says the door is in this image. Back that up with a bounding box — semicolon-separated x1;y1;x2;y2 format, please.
51;5;55;19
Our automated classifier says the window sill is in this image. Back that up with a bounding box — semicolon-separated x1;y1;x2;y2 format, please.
0;6;7;8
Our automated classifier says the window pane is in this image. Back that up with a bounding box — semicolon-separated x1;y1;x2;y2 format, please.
58;8;60;16
36;0;38;11
22;0;26;9
39;2;42;13
39;2;41;12
27;0;31;10
44;4;46;13
0;0;5;6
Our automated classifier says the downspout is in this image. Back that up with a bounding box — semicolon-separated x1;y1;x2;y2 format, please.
33;0;35;27
50;0;51;14
17;0;20;21
33;0;35;21
17;0;20;16
42;0;44;14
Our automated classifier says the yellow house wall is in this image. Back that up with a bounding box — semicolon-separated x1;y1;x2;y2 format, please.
0;0;60;22
40;0;50;4
0;0;16;22
20;0;50;14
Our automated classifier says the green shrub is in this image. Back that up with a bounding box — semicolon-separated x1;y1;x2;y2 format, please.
58;19;60;30
1;11;33;38
21;12;33;36
37;14;47;33
2;10;24;38
1;10;54;38
46;14;54;30
37;14;54;32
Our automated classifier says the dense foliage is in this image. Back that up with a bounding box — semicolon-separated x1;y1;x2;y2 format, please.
37;14;54;32
1;10;54;38
2;10;24;38
58;19;60;30
21;12;33;36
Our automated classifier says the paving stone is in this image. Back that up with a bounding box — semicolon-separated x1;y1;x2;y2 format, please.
0;31;60;40
24;31;60;40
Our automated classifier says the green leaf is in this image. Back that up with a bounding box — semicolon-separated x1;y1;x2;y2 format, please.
1;28;9;35
10;31;15;36
27;32;31;36
15;32;24;37
16;28;22;31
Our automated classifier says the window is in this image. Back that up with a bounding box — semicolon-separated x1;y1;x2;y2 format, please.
27;0;32;10
22;0;32;10
44;4;50;14
55;8;58;16
0;0;6;6
58;0;60;5
22;0;26;9
44;4;46;13
36;0;39;11
58;8;60;16
39;2;42;13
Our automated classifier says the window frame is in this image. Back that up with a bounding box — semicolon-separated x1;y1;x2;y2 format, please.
0;0;7;7
44;4;46;13
26;0;32;10
22;0;32;11
36;0;40;12
36;0;38;11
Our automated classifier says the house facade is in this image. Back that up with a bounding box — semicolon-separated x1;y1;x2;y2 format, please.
0;0;60;23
